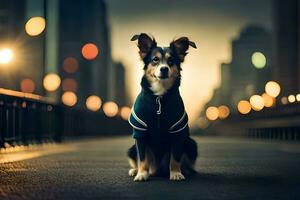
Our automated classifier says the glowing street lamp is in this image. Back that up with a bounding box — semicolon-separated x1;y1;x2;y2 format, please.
103;101;118;117
206;106;219;121
218;105;230;119
61;91;77;107
43;73;61;92
262;93;275;108
86;95;102;111
251;52;266;69
0;48;13;64
249;95;264;111
237;100;251;114
81;43;99;60
120;106;131;120
296;94;300;102
25;17;46;36
288;95;296;103
281;96;288;105
265;81;280;98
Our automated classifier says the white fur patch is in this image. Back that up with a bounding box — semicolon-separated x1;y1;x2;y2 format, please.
170;171;185;181
134;171;149;181
129;168;137;177
150;80;168;96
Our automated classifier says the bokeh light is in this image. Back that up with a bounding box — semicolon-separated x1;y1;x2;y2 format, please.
25;17;46;36
281;96;288;105
237;100;251;114
197;117;210;129
206;106;219;121
120;106;131;120
103;101;118;117
43;73;61;92
61;91;77;107
63;57;79;73
262;93;275;108
265;81;281;98
81;43;99;60
249;95;264;111
296;94;300;102
62;78;77;92
86;95;102;111
218;105;230;119
20;79;35;93
0;48;13;64
288;95;296;103
251;51;266;69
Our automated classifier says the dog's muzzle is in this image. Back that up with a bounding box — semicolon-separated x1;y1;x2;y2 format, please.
159;66;169;79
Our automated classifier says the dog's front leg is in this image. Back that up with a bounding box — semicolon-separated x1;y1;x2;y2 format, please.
170;136;185;181
134;138;149;181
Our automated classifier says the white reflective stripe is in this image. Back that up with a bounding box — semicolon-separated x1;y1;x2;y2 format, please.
128;118;147;131
131;108;148;128
169;111;186;131
169;122;188;133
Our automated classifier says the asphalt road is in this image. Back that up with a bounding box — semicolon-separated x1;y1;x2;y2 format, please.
1;136;300;200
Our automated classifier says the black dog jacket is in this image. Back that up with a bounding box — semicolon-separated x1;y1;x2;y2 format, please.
129;80;189;140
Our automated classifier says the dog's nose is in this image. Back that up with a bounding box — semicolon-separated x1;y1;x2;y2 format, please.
160;67;169;73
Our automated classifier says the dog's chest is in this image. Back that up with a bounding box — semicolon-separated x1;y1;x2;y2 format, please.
129;90;188;137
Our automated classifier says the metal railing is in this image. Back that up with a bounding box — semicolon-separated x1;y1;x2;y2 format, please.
0;89;131;148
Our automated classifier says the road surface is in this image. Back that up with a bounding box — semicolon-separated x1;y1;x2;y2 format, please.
1;136;300;200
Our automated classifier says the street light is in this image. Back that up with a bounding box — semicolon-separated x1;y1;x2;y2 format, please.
0;48;13;64
237;100;251;114
251;52;266;69
265;81;281;98
249;95;264;111
86;95;102;111
206;106;219;121
103;101;118;117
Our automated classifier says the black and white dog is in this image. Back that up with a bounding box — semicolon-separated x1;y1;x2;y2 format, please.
127;33;198;181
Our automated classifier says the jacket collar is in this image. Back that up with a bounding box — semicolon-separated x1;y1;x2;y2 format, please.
140;76;181;98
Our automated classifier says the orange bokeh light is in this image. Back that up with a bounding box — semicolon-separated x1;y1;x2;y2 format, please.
61;91;77;107
205;106;219;121
43;73;61;92
237;100;251;114
63;57;79;73
218;105;230;119
86;95;102;112
120;106;131;120
103;101;119;117
81;43;99;60
20;79;35;93
62;78;77;92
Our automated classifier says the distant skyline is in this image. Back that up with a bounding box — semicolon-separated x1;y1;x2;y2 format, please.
106;0;272;123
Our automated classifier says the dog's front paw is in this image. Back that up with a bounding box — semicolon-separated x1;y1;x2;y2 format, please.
129;168;137;177
134;171;149;181
170;171;185;181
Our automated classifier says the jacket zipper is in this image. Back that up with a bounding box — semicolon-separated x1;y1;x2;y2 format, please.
156;96;162;129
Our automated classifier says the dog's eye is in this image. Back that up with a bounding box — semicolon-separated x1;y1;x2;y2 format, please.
152;57;159;63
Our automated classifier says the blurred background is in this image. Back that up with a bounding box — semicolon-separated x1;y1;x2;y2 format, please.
0;0;299;140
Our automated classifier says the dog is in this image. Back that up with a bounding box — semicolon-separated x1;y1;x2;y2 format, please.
127;33;198;181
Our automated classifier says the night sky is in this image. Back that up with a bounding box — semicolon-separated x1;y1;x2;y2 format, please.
107;0;272;122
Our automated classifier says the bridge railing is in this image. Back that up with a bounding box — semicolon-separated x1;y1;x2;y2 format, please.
0;89;130;148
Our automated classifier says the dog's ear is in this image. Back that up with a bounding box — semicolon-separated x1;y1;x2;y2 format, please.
170;37;197;62
131;33;157;59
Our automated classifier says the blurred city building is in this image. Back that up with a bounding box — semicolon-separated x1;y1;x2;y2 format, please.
0;0;129;108
59;0;111;106
0;0;45;94
273;0;300;96
113;61;129;106
203;25;272;112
